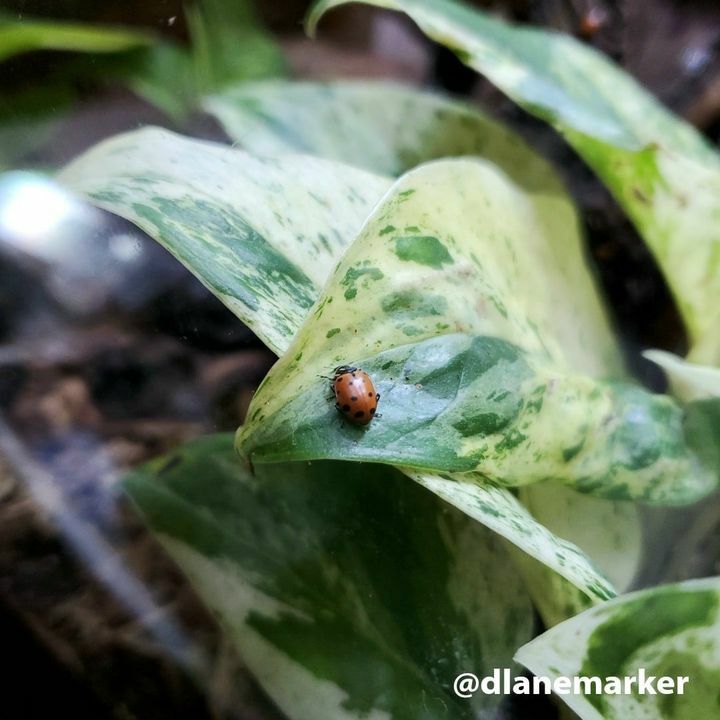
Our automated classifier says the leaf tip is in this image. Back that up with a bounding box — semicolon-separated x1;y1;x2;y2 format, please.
304;0;336;39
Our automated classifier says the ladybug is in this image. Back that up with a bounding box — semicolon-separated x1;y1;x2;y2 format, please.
330;365;380;425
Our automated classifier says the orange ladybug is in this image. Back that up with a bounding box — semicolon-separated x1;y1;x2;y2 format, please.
331;365;380;425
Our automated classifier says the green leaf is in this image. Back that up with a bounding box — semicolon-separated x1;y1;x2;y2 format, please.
0;12;153;63
509;548;595;629
125;433;535;720
237;160;715;505
515;577;720;720
205;79;569;186
0;84;75;171
46;41;198;124
0;14;162;165
684;399;720;477
112;43;198;123
308;0;720;364
57;127;391;355
187;0;285;94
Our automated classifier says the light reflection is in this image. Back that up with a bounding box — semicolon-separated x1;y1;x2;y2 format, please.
0;172;93;261
0;172;164;314
109;232;143;262
681;46;710;75
0;416;206;675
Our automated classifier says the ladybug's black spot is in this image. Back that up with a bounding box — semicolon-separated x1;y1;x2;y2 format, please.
342;404;350;412
368;392;373;397
351;396;358;401
336;376;343;383
354;410;365;419
370;407;376;414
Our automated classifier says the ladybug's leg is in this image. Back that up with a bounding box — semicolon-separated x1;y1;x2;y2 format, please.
376;393;380;400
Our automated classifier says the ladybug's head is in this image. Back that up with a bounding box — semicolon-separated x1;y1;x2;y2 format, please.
333;364;357;377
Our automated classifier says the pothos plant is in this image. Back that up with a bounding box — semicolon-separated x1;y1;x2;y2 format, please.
47;1;720;718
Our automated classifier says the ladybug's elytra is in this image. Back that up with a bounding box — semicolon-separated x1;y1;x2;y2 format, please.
331;365;380;425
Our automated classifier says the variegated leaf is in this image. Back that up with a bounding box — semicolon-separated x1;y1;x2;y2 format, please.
57;127;391;355
510;483;642;626
509;549;595;630
56;126;629;606
205;79;563;186
125;433;535;720
205;81;652;604
520;482;642;593
240;332;712;504
407;472;616;602
308;0;720;365
515;577;720;720
238;160;715;505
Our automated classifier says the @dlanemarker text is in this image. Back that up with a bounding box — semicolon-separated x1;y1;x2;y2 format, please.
453;669;689;698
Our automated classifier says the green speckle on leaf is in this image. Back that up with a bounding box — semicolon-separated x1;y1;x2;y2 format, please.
563;439;585;462
394;235;454;268
402;325;424;336
495;428;528;454
380;290;447;319
341;265;385;301
453;411;517;437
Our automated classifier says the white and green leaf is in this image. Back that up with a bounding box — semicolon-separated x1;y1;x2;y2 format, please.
407;471;617;603
521;482;642;593
237;160;715;505
205;79;567;187
125;433;535;720
240;332;713;505
57;128;630;604
308;0;720;365
57;127;391;355
515;577;720;720
510;483;642;626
